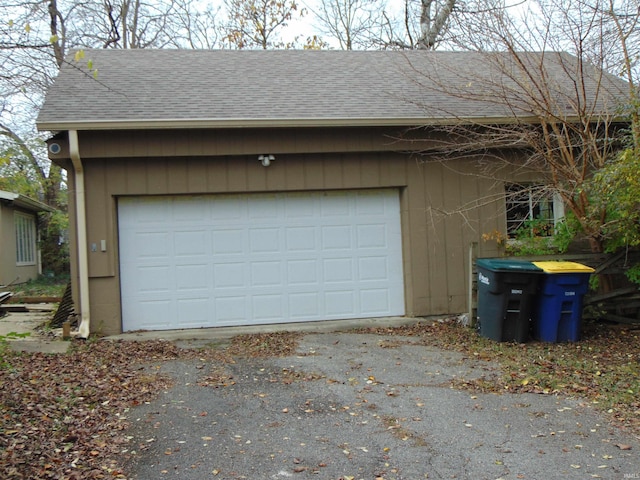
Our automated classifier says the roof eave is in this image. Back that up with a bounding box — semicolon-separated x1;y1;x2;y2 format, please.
15;197;54;212
0;190;54;213
37;113;627;133
36;116;560;132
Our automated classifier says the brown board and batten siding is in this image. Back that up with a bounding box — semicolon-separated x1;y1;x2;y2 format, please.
74;128;453;158
55;127;504;335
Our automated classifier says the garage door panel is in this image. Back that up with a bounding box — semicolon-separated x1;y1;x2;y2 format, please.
321;195;350;216
287;259;318;284
356;192;387;214
285;227;316;251
322;258;354;283
358;257;389;281
214;263;245;288
211;200;245;222
134;232;171;260
215;296;247;323
213;230;244;255
136;265;172;293
122;198;170;225
357;224;388;248
289;292;319;319
175;264;210;291
321;225;352;249
250;195;279;219
119;190;404;331
131;299;174;330
174;230;208;256
252;294;284;320
360;289;391;315
324;291;356;316
286;199;315;218
177;298;211;327
251;261;282;286
249;228;280;253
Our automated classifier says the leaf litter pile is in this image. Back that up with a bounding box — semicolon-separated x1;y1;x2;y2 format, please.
0;332;297;479
1;323;639;478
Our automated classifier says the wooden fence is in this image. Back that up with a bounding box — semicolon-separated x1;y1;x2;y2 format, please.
468;245;640;326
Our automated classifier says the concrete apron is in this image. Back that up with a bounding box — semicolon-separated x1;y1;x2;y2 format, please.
105;316;429;346
2;311;433;353
0;306;70;354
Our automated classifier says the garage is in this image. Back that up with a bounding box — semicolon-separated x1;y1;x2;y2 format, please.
118;189;405;331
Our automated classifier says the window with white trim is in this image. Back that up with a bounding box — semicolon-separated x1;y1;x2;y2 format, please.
505;184;564;238
15;212;36;265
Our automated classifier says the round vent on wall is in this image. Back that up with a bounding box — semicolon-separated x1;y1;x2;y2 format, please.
48;143;62;155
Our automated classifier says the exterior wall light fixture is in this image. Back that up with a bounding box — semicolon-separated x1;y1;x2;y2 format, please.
258;154;275;167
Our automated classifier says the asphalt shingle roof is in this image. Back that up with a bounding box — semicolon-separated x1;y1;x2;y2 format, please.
36;49;627;131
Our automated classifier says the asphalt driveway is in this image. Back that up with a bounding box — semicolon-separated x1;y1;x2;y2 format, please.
123;332;639;479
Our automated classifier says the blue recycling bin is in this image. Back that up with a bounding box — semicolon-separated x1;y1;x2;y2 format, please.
531;261;595;342
476;258;543;342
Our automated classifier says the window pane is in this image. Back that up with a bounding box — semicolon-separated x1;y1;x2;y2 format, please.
15;213;36;265
505;184;556;238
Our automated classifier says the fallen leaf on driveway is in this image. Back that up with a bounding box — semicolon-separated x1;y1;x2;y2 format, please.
615;444;632;450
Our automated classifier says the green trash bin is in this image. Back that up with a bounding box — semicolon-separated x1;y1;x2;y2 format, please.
476;258;543;342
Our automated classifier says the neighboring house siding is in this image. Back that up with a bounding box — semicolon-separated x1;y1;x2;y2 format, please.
0;204;40;286
61;128;507;335
0;203;12;285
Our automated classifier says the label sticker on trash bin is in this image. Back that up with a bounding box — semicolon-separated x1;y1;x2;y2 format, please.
511;289;523;295
479;273;490;285
565;291;576;296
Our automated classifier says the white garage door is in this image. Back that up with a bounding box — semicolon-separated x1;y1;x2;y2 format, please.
118;190;404;331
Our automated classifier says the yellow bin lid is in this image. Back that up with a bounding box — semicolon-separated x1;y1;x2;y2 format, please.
532;261;595;273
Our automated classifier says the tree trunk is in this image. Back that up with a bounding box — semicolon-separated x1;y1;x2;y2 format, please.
418;0;456;49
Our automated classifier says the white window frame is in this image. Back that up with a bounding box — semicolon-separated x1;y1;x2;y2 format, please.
15;212;37;266
505;184;564;238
